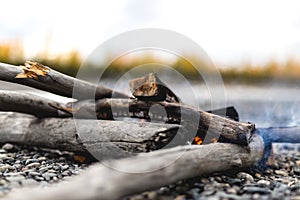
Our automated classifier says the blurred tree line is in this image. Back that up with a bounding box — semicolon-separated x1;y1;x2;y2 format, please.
0;41;300;84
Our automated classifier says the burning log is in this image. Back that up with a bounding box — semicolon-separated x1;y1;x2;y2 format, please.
0;89;248;147
4;134;264;200
0;61;129;100
1;61;299;199
51;98;254;145
0;61;247;145
0;112;181;159
0;89;245;146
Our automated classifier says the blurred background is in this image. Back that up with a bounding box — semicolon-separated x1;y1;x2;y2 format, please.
0;0;300;127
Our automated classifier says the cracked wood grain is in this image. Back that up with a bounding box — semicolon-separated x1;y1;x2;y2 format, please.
0;112;182;159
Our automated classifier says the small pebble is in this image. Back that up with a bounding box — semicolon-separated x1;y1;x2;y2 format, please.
25;159;39;165
2;143;14;152
200;178;210;184
37;157;47;162
34;176;45;181
237;172;254;183
275;170;289;176
26;162;41;169
242;186;271;194
61;165;69;170
43;172;57;179
0;180;8;186
257;180;271;186
0;164;14;172
28;171;41;177
227;188;237;194
47;169;57;174
61;171;70;176
159;187;170;194
0;149;7;154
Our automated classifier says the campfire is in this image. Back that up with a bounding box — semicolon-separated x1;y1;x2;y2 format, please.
0;61;299;200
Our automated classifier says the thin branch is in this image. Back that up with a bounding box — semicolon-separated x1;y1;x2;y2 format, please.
0;61;129;100
0;90;70;118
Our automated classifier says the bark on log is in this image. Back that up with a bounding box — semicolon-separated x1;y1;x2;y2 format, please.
0;90;70;118
51;98;255;145
0;61;129;100
0;112;182;159
0;88;238;122
4;134;265;200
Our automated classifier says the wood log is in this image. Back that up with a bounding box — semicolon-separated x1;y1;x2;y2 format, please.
129;73;239;120
0;90;71;118
0;112;182;159
4;134;264;200
0;61;129;100
0;88;238;122
51;98;255;145
0;90;249;146
129;73;179;102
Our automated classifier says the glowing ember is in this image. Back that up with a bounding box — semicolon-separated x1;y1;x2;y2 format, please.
193;136;203;145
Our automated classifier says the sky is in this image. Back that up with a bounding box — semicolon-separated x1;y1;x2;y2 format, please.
1;0;300;67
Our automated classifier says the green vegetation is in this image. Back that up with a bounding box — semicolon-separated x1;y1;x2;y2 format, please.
221;59;300;83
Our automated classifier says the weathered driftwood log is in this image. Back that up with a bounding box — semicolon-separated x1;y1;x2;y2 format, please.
51;98;254;145
4;134;264;200
0;112;181;159
0;61;129;100
129;73;179;102
0;90;70;118
0;89;247;146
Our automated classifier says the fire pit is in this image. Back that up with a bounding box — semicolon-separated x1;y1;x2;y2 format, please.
0;61;299;200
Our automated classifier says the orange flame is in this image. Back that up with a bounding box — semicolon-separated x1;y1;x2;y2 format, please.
193;136;203;145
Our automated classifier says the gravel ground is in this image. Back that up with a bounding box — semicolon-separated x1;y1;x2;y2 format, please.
0;142;299;200
0;143;87;198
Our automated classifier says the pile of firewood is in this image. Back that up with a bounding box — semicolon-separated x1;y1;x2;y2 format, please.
0;61;265;200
